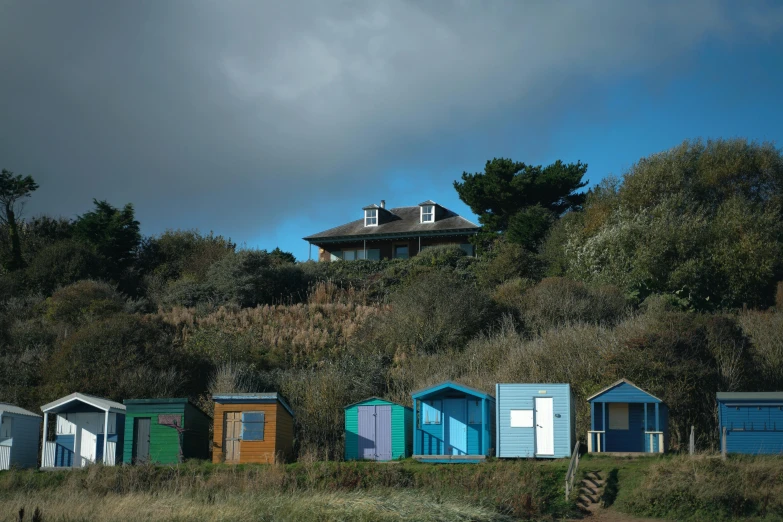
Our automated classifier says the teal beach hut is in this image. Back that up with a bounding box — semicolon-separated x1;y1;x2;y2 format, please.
412;381;495;462
344;397;412;461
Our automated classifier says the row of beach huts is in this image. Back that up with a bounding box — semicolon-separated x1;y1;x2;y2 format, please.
1;379;782;470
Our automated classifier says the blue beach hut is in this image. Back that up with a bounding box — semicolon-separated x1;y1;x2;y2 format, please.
495;383;575;458
411;381;495;462
586;379;668;454
717;392;783;455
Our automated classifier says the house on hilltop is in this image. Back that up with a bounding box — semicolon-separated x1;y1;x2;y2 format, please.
303;200;479;262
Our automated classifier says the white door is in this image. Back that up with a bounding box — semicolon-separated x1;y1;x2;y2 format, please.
535;397;555;455
80;428;97;465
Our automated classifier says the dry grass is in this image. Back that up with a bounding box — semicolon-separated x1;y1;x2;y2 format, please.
1;489;506;522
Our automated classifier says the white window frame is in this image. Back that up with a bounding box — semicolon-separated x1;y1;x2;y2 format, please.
421;205;434;223
365;209;378;227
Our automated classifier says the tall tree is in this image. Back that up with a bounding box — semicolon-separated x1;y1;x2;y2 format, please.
73;199;141;280
454;158;588;249
0;169;39;270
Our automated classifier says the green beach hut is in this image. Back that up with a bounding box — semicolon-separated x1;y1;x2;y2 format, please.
123;398;211;464
344;397;412;461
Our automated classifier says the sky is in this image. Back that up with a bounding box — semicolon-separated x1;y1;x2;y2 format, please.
1;1;782;262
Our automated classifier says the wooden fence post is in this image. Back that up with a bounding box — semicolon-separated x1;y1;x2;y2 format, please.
689;425;695;455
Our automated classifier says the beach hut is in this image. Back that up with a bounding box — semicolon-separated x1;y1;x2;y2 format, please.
40;393;125;468
586;379;668;454
411;381;495;462
344;397;412;461
212;393;295;464
495;383;576;459
123;398;212;464
0;403;42;469
717;392;783;455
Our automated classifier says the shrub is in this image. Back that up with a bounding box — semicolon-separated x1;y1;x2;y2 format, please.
357;271;495;356
44;280;126;327
24;239;104;295
471;239;543;288
517;277;628;331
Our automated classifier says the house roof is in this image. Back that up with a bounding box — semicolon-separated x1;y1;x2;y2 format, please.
717;392;783;401
412;381;494;401
0;403;41;418
343;396;411;410
41;392;126;414
303;205;479;242
212;393;295;417
585;378;663;403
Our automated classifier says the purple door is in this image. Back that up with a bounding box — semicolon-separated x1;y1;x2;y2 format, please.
358;405;393;460
375;405;392;461
358;406;376;459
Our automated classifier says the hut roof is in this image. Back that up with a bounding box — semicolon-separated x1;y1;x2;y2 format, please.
585;378;663;403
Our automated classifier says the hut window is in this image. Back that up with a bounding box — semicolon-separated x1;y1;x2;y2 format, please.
608;403;629;430
422;400;441;425
241;412;265;441
468;400;482;424
510;410;534;428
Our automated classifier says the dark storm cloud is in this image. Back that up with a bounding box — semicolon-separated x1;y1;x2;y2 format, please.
1;0;781;240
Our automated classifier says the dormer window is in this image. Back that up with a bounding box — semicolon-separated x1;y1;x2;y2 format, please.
421;205;434;223
365;209;378;227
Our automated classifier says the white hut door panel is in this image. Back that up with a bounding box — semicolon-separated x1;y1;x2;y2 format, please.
357;406;376;460
80;428;97;464
57;415;76;435
375;406;392;461
535;398;554;456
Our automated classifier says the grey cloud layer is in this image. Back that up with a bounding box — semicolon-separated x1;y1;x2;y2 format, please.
0;0;780;240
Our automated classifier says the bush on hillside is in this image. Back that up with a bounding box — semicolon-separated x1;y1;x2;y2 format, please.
356;270;495;356
25;240;105;295
44;280;126;327
516;277;628;331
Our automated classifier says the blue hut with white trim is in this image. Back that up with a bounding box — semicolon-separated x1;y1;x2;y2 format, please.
40;393;126;468
495;383;575;459
0;403;42;470
411;381;495;462
717;392;783;455
587;379;668;454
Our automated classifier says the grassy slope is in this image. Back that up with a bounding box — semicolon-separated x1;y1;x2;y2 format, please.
2;455;782;521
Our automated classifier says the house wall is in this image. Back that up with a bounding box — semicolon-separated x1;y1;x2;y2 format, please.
123;402;187;464
1;414;41;469
496;384;573;459
316;235;475;262
213;401;294;464
183;403;212;461
274;402;295;461
719;399;783;454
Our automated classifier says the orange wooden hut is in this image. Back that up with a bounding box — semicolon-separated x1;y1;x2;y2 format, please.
212;393;295;464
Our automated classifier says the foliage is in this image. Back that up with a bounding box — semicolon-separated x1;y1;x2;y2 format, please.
0;168;39;270
471;238;543;287
560;139;783;309
73;199;141;283
43;280;126;327
454;157;588;249
24;239;104;295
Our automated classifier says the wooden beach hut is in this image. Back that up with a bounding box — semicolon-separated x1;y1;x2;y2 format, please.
212;393;295;464
344;397;412;461
495;383;576;459
123;398;211;464
0;403;42;470
412;381;495;462
717;392;783;455
40;393;125;468
587;379;668;454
